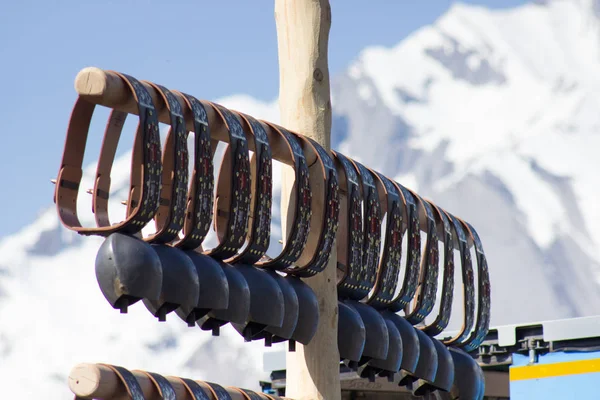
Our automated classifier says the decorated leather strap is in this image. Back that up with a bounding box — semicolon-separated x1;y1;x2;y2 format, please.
204;382;233;400
226;112;272;264
234;388;264;400
422;200;455;336
366;171;403;309
172;92;214;250
138;82;189;243
178;377;212;400
255;123;311;270
141;371;177;400
205;103;251;260
349;159;382;298
388;184;421;313
284;135;339;277
55;72;162;236
97;364;145;400
459;220;491;352
333;151;366;300
404;190;439;324
442;210;475;346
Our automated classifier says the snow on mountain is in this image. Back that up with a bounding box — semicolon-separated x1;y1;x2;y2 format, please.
2;0;600;398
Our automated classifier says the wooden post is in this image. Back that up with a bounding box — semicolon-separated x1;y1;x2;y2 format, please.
274;1;341;399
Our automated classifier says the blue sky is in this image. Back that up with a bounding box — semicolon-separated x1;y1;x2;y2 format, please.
0;0;526;238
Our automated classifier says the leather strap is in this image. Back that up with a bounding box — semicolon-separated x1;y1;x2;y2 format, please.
255;123;311;270
349;159;382;299
206;102;251;260
56;72;162;236
404;190;439;324
333;151;366;299
226;112;272;264
442;210;475;346
178;377;212;400
140;371;177;400
141;82;189;243
204;381;233;400
284;135;339;277
421;200;455;336
388;183;421;313
172;91;214;250
459;220;491;352
366;171;404;309
234;388;264;400
98;364;145;400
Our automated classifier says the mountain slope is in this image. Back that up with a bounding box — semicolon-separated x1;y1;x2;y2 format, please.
2;1;600;398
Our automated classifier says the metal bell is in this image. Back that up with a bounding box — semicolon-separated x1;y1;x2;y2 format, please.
359;318;403;382
381;311;420;375
398;329;438;388
142;245;200;323
448;347;485;400
174;251;229;325
252;270;299;347
231;264;285;342
95;233;162;313
338;301;366;366
344;300;389;365
285;276;319;346
197;262;251;336
413;338;455;396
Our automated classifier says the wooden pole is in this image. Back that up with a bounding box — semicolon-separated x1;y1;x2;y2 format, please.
274;1;341;399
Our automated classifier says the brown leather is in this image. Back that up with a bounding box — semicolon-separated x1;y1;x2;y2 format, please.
171;91;214;250
203;381;233;400
137;370;177;400
55;72;162;236
404;189;439;324
366;170;404;309
97;363;145;400
421;200;455;336
204;102;251;260
458;219;491;352
283;134;340;277
254;123;311;270
231;388;265;400
177;377;212;400
224;111;273;264
442;210;476;346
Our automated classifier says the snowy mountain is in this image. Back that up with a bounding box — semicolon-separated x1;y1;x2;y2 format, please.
2;0;600;398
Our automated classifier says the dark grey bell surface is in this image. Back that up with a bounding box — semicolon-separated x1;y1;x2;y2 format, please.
413;338;454;396
264;270;299;341
448;347;484;400
345;300;389;364
95;233;162;313
338;301;366;363
142;244;200;323
365;318;403;375
198;262;251;333
398;328;439;388
186;251;229;311
286;276;319;345
381;311;420;374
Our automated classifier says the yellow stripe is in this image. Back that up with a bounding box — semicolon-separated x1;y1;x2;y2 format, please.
510;359;600;381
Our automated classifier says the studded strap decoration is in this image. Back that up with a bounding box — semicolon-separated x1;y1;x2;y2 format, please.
98;364;145;400
333;151;366;300
205;103;251;260
349;159;382;299
142;371;177;400
404;191;439;324
236;388;264;400
366;171;404;309
178;377;212;400
173;92;214;250
459;220;491;353
422;201;455;336
140;83;189;244
204;382;233;400
227;112;272;264
55;72;162;236
388;183;421;313
285;136;339;277
442;210;476;346
255;123;312;270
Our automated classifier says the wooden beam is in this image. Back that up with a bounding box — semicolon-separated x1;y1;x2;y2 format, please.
274;1;341;399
